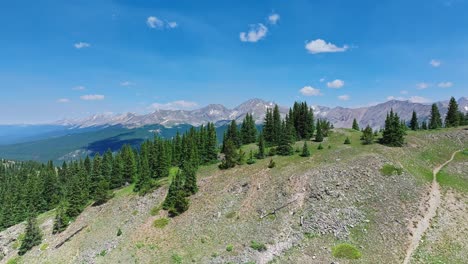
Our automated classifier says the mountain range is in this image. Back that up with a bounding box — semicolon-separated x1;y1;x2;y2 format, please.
55;97;468;129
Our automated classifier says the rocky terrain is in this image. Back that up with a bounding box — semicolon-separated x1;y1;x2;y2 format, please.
0;127;467;264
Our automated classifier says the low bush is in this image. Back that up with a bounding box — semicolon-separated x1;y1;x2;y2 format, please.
332;243;362;259
380;164;403;175
250;241;267;252
153;218;169;228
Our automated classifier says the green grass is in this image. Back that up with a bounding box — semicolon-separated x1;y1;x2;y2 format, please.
113;183;135;198
153;218;170;228
40;243;49;251
332;243;362;259
150;204;162;216
226;244;234;252
171;253;183;264
250;241;267;252
6;257;21;264
437;150;468;193
380;164;403;176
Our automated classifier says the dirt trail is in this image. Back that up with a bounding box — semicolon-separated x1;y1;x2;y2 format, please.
403;150;461;264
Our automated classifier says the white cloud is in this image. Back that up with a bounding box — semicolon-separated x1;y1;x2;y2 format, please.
147;16;164;29
305;39;349;54
148;100;199;110
80;94;105;101
430;59;441;67
416;82;430;90
167;21;178;28
319;78;325;82
327;79;345;89
299;86;322;96
72;86;86;91
57;98;70;103
268;13;280;25
338;95;350;101
387;96;406;101
240;24;268;43
438;81;453;88
120;81;134;87
74;42;90;49
409;96;431;103
400;90;408;95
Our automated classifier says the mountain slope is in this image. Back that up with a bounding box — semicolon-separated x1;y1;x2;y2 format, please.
1;127;466;264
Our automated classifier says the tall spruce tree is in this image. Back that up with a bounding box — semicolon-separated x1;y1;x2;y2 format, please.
257;133;266;159
18;216;42;255
410;111;419;130
381;109;405;147
352;118;360;131
429;103;443;129
361;125;374;145
240;113;257;144
219;139;238;169
421;120;428;130
315;119;324;142
300;141;310;157
445;97;460;127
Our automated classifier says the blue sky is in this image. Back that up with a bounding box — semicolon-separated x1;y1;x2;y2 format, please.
1;0;467;124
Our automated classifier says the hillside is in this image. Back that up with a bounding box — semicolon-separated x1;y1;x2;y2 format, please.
1;127;466;264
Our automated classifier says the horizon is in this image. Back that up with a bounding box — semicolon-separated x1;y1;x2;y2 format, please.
1;0;467;124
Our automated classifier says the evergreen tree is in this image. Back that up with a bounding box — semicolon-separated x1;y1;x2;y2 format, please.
300;141;310;157
247;150;256;164
445;97;460;127
122;145;137;184
205;123;218;163
352;118;360;131
361;125;375;145
240;113;257;144
163;170;189;217
225;120;241;148
53;200;70;234
410;111;419;131
237;148;246;165
429;103;443;129
272;105;282;145
263;108;274;145
110;153;124;188
101;149;113;183
344;137;351;144
267;158;276;168
90;153;102;198
317;143;324;150
381;109;406;147
94;179;111;205
18;216;42;255
256;133;266;159
183;165;198;196
315;120;324;142
421;120;428;130
276;120;293;156
134;147;152;195
219;139;238;170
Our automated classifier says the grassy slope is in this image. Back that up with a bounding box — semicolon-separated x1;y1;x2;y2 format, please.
4;127;467;264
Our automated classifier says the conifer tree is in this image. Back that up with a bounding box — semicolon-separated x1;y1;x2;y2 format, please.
110;153;124;188
247;150;256;164
205;123;218;163
257;133;266;159
226;120;241;148
317;143;324;150
134;148;152;195
101;149;113;182
94;179;111;205
381;109;405;147
53;201;70;234
241;113;257;144
277;120;293;156
421;121;428;130
219;139;238;170
18;216;42;255
352;118;360;131
237;148;246;165
410;111;419;130
315;120;324;142
445;97;460;127
183;165;198;196
344;137;351;144
263;108;274;145
122;145;137;184
163;170;189;217
429;103;442;129
272;105;282;145
361;125;375;145
300;141;310;157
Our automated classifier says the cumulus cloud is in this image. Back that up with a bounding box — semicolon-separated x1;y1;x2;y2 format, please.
268;13;280;25
72;86;86;91
327;79;345;89
147;16;164;28
80;94;105;101
338;95;350;101
167;21;178;28
57;98;70;103
240;23;268;43
416;82;430;90
74;42;90;49
438;81;453;88
299;86;322;96
305;39;348;54
430;59;441;67
148;100;199;110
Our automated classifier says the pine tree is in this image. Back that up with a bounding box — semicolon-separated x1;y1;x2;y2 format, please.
421;121;428;130
183;165;198;195
277;120;293;156
101;149;113;183
381;109;405;147
268;158;276;168
53;200;70;234
445;97;460;127
110;153;124;188
241;113;257;144
272;105;282;145
226;120;241;148
429;103;443;129
410;111;419;131
317;143;324;150
163;170;189;217
315;120;324;142
237;148;246;165
300;141;310;157
247;150;256;164
344;137;351;144
94;179;111;205
18;216;42;255
257;133;266;159
361;125;374;145
263;108;274;145
205;123;218;163
122;145;137;184
352;118;360;131
134;148;152;195
219;139;238;170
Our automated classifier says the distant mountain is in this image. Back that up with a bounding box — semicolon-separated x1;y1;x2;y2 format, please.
54;97;467;130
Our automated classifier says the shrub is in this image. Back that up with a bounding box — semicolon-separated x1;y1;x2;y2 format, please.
268;158;276;168
268;147;277;156
225;211;237;219
226;245;234;252
6;257;20;264
344;137;351;144
332;243;362;259
380;164;403;176
99;250;107;257
150;204;162;216
171;253;183;264
117;228;122;236
317;143;324;150
40;243;48;251
250;241;267;252
153;218;170;228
